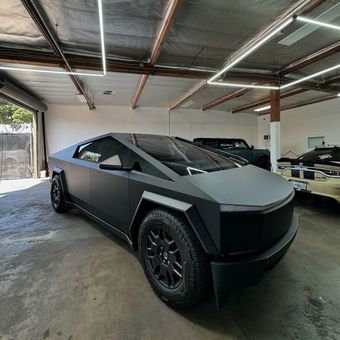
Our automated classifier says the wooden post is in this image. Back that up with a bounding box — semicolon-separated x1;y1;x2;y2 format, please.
270;90;281;172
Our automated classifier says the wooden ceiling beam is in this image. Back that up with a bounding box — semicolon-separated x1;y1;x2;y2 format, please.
0;46;208;79
182;0;328;112
231;74;340;113
280;41;340;76
201;88;253;111
231;88;307;113
20;0;95;109
169;80;206;110
257;94;339;115
131;0;182;109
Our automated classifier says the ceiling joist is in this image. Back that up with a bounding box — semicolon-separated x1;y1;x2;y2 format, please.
168;0;328;111
20;0;95;109
280;41;340;76
169;80;206;110
232;88;308;113
0;46;208;79
202;31;340;112
201;88;253;111
131;0;182;109
232;75;340;113
0;0;336;111
258;94;339;115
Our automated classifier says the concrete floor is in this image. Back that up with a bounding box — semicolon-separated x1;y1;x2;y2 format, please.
0;179;340;340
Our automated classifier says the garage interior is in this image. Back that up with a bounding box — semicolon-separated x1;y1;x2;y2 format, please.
0;0;340;339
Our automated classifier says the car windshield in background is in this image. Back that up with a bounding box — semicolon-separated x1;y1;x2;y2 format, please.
123;134;240;176
220;140;248;150
298;147;340;163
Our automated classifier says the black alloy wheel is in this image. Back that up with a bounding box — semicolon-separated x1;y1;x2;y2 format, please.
50;175;67;213
139;208;209;307
145;227;183;289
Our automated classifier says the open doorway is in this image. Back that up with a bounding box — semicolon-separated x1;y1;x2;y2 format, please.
0;99;33;180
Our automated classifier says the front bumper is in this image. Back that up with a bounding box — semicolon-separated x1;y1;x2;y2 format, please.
211;214;298;309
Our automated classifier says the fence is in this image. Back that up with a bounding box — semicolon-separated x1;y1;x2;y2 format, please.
0;124;33;180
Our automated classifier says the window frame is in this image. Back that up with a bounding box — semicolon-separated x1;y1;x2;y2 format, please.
114;134;179;181
118;134;239;177
73;135;174;181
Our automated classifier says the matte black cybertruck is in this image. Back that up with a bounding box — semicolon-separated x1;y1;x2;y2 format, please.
49;133;298;308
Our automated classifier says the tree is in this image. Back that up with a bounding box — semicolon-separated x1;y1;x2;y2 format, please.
0;99;32;129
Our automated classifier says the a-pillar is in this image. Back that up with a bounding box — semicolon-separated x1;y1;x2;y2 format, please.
270;89;280;172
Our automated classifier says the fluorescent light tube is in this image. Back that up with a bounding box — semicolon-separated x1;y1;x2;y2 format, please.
208;17;294;83
0;66;104;77
98;0;106;75
0;1;106;78
254;105;271;112
209;81;279;90
280;4;340;46
297;16;340;31
0;66;102;77
281;64;340;89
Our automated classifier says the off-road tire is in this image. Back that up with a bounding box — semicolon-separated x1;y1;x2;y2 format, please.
138;208;209;307
50;175;67;213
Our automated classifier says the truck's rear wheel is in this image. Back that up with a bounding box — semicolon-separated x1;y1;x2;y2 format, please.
51;175;67;213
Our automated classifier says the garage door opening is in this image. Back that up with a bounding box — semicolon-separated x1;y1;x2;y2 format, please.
0;99;33;180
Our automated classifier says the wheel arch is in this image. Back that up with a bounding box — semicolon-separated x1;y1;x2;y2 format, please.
129;192;218;255
51;167;70;201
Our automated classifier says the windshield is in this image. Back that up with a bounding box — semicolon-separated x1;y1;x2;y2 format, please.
298;147;340;163
123;134;240;176
220;140;248;150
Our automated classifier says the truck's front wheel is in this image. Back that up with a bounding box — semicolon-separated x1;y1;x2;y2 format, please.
138;208;209;307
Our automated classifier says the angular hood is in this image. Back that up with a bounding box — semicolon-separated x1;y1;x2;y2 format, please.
185;165;293;207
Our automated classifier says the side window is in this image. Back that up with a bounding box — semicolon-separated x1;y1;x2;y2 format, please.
207;141;219;149
129;154;169;180
100;138;169;180
76;140;103;163
99;137;131;165
220;142;233;149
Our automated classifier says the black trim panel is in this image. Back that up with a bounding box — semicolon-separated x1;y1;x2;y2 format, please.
66;201;133;247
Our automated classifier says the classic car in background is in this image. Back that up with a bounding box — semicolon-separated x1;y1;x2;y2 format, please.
277;146;340;204
193;138;271;170
49;133;297;308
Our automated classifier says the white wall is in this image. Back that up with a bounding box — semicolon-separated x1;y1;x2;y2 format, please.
45;104;258;154
258;98;340;157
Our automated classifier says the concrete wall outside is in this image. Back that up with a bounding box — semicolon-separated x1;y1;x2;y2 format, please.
44;104;258;155
258;98;340;157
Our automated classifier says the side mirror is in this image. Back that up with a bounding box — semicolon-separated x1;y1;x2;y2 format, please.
250;145;255;150
99;163;134;171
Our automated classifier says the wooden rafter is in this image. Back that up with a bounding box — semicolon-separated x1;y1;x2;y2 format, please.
131;0;182;109
20;0;95;109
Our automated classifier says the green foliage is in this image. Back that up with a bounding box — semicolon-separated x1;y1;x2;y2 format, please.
0;99;32;129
